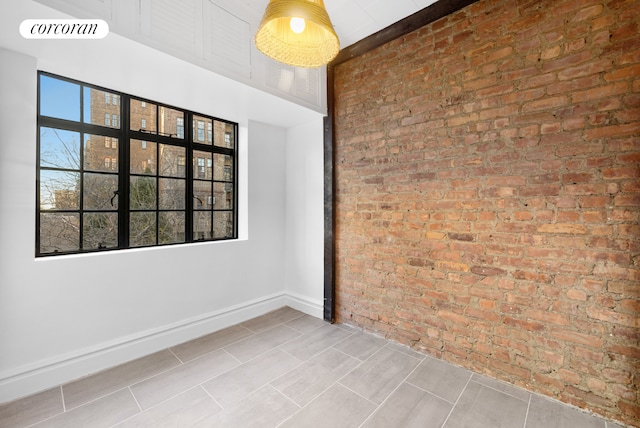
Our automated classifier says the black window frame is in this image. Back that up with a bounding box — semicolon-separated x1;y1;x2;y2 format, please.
36;71;238;257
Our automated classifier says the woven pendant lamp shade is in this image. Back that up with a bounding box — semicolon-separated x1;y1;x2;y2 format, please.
255;0;340;68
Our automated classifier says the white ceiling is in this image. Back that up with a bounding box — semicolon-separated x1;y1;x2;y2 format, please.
217;0;438;49
325;0;439;48
26;0;440;126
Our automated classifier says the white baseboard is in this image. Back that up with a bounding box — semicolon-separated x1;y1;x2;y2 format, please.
0;292;321;404
284;292;324;319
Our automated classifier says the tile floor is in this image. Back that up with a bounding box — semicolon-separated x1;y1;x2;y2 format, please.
0;307;625;428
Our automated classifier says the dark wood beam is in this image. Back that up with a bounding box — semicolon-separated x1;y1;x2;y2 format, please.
332;0;480;67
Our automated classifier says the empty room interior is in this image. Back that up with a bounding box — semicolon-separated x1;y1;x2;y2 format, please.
0;0;638;427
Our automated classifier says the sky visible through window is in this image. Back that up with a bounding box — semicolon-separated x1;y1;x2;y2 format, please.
39;74;110;125
40;74;81;121
38;76;109;209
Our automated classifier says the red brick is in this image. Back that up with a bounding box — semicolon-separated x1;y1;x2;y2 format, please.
558;368;582;384
489;358;532;379
608;344;640;360
533;372;565;393
584;122;640;140
602;166;639;179
573;346;604;364
586;307;640;327
504;316;544;331
605;64;640;81
536;224;587;235
541;51;592;73
550;330;604;348
572;81;629;103
561;386;612;411
614;194;640;207
526;308;571;326
618;402;640;423
522;96;568;113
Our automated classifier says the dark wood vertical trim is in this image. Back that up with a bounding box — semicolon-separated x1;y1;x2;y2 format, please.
323;63;336;323
323;0;480;322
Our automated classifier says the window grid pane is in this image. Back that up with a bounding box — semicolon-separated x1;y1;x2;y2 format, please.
37;72;237;256
85;87;121;129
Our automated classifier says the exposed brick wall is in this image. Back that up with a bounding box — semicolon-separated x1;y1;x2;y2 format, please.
333;0;639;425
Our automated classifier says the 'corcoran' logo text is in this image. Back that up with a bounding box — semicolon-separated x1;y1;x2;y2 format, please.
20;19;109;39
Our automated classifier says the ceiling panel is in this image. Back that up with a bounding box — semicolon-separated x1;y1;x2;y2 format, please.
221;0;438;49
32;0;440;115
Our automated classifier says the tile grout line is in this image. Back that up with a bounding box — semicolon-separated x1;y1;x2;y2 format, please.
440;372;473;428
339;381;381;408
200;384;226;411
21;386;67;428
132;338;265;398
64;387;134;415
269;344;365;418
217;319;326;365
25;387;133;428
170;325;257;364
269;383;302;410
240;311;307;335
107;392;140;428
249;325;307;354
167;346;185;365
128;386;144;413
275;357;374;428
217;327;304;366
383;342;429;362
195;341;311;415
221;347;244;365
61;350;186;413
282;315;327;335
240;321;301;337
357;352;427;428
102;386;145;428
105;311;307;427
331;341;415;395
121;381;232;427
276;345;306;363
274;325;355;363
333;342;384;386
404;379;457;405
523;394;532;428
330;328;357;350
124;353;244;416
59;385;66;412
106;385;203;428
329;344;364;361
468;377;531;403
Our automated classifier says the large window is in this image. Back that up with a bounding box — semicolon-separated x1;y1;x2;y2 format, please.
37;72;238;256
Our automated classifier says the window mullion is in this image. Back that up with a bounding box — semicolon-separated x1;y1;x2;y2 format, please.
232;123;239;238
78;85;85;251
155;134;160;245
185;113;194;242
120;95;131;249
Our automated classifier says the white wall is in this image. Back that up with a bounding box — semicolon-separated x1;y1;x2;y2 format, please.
285;121;325;317
0;1;325;403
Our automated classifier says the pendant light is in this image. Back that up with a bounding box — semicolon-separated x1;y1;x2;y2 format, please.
255;0;340;68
